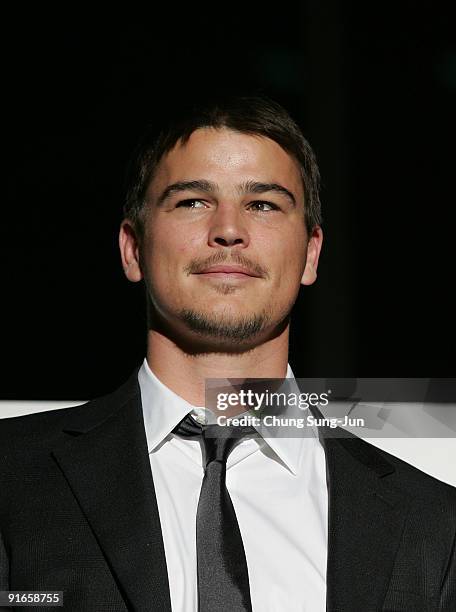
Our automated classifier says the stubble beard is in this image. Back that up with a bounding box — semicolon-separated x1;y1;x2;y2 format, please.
178;306;271;343
178;276;275;345
147;286;290;354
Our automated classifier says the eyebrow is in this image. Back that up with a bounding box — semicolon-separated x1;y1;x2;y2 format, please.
156;179;296;207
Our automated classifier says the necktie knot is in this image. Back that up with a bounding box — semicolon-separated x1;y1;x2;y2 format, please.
173;413;258;468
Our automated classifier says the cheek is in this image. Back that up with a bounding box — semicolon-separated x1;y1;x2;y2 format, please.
142;228;201;293
143;224;181;262
150;218;205;254
272;231;307;282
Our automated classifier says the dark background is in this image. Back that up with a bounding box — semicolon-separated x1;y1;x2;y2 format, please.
2;2;455;399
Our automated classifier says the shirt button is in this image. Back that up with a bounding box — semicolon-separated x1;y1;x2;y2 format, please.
191;409;207;425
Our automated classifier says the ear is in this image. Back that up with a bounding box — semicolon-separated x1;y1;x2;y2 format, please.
119;220;143;282
301;225;323;286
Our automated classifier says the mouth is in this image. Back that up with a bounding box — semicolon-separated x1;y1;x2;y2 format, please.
194;265;262;279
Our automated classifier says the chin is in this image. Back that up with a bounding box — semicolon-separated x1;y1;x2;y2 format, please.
182;308;266;335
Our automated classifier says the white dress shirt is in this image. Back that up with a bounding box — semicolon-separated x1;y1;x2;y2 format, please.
138;358;328;611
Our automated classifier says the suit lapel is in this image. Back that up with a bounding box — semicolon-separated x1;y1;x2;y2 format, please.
51;371;172;612
316;420;411;610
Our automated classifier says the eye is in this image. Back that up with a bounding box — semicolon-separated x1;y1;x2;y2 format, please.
175;199;207;209
248;201;279;212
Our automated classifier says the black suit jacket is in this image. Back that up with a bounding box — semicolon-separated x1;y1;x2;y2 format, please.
1;367;455;611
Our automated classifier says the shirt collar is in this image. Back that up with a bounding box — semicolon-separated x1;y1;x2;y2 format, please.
138;358;320;476
138;358;197;455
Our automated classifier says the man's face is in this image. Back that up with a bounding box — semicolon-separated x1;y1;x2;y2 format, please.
120;127;322;350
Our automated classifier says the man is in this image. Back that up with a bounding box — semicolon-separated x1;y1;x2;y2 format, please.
1;97;455;611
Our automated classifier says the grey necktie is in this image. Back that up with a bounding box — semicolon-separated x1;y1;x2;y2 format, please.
173;413;258;611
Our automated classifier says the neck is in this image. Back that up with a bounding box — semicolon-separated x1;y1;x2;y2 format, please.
146;325;290;406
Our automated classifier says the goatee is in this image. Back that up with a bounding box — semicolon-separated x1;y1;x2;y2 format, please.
178;308;269;341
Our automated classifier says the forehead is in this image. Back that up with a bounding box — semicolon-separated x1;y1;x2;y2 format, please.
148;127;304;199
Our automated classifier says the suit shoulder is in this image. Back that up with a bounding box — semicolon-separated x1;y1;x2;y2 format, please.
335;431;456;507
0;402;86;433
0;367;141;446
356;436;456;507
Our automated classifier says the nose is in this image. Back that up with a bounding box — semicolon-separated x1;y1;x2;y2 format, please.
207;204;250;248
